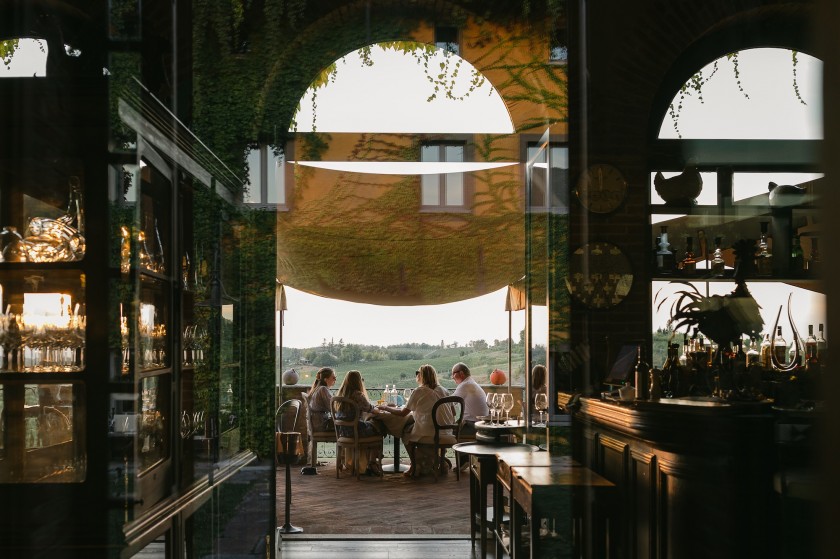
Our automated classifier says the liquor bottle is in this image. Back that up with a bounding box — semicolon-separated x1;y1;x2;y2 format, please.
649;366;662;400
661;343;680;398
653;235;661;270
679;334;690;367
805;325;819;373
788;336;803;367
634;345;649;400
678;236;697;274
806;237;820;276
756;221;773;278
817;323;827;363
657;226;675;275
773;326;787;364
746;336;760;367
790;235;804;276
759;333;773;369
711;236;725;277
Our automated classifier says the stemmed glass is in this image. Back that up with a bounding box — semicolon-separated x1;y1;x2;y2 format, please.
402;388;413;407
485;393;498;424
534;393;548;427
500;393;514;423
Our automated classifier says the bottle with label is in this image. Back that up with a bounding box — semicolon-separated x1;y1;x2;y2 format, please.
817;323;827;363
711;236;725;278
746;336;760;367
805;325;820;373
678;236;697;275
790;235;804;276
634;345;649;400
773;326;787;365
657;226;675;275
756;221;773;277
760;333;773;369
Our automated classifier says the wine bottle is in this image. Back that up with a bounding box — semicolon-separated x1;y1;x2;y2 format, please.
756;221;773;278
678;236;697;275
634;345;649;400
806;237;820;276
760;333;772;369
805;325;820;373
773;326;787;364
662;343;680;398
746;336;760;367
817;323;827;364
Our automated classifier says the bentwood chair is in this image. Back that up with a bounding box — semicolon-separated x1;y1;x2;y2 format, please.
414;395;465;481
330;397;384;480
275;399;301;465
301;391;336;467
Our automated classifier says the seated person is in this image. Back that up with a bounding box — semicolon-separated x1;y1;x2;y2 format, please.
307;367;336;432
450;362;488;437
334;370;384;475
379;364;452;477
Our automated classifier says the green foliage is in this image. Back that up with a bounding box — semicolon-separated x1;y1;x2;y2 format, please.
1;39;20;69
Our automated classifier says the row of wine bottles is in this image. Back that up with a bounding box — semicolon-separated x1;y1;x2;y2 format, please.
654;223;820;278
632;324;826;401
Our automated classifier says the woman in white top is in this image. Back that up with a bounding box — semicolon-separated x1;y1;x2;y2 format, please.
307;367;336;432
378;364;451;477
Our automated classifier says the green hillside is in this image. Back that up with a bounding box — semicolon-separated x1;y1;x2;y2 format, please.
281;343;531;389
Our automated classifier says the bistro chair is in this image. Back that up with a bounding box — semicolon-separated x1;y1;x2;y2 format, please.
331;396;384;480
300;391;336;469
413;395;465;481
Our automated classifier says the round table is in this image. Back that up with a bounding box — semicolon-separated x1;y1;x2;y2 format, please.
474;419;526;443
452;442;541;558
371;410;412;473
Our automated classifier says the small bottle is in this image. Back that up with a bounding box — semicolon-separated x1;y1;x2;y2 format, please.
746;336;760;367
756;221;773;277
760;333;773;369
679;334;690;368
817;323;827;363
634;345;649;400
711;236;725;277
662;343;681;397
773;326;787;364
805;325;820;373
678;236;697;275
649;367;662;400
657;226;676;275
790;235;804;276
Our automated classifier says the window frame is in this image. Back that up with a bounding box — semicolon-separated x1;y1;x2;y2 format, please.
521;135;570;214
244;143;291;210
418;136;473;213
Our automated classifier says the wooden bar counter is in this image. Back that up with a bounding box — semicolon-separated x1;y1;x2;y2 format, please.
559;392;778;559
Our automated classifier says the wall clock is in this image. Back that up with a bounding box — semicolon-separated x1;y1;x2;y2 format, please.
575;163;628;214
567;242;633;309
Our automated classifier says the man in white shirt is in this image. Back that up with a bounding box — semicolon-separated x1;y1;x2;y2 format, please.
451;362;489;437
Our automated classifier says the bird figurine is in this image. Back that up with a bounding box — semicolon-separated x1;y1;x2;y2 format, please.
768;181;807;207
654;165;703;206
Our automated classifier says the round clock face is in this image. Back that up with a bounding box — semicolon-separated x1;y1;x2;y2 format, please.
575;163;627;214
567;242;634;309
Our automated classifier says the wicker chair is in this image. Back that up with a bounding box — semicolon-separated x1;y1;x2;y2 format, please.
412;395;465;481
301;391;336;467
331;396;384;480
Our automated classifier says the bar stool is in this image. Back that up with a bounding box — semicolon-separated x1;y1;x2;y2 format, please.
453;441;540;558
276;399;303;534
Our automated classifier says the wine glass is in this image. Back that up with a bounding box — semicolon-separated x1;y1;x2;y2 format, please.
485;392;497;424
534;393;548;426
402;388;412;406
501;393;514;423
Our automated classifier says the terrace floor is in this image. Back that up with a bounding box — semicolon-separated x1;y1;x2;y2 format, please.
276;458;472;535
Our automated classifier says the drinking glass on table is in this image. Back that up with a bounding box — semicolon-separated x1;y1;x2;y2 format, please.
485;393;497;424
534;393;548;426
501;393;514;422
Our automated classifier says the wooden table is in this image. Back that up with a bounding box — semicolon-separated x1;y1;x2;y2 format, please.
493;452;576;558
452;441;540;558
510;464;616;558
371;411;411;473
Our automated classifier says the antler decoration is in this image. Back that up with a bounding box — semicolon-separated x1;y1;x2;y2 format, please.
770;293;800;373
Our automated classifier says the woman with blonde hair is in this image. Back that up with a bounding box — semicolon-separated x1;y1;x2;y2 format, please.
378;364;452;477
334;370;383;474
307;367;336;432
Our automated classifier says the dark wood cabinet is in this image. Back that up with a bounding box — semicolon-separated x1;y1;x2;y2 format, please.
564;393;779;559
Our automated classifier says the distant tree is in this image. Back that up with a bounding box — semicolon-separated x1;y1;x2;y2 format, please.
471;339;488;350
304;348;318;363
340;343;363;362
313;352;337;367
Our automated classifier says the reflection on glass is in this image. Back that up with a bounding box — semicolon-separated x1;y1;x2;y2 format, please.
0;383;85;483
138;375;169;472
